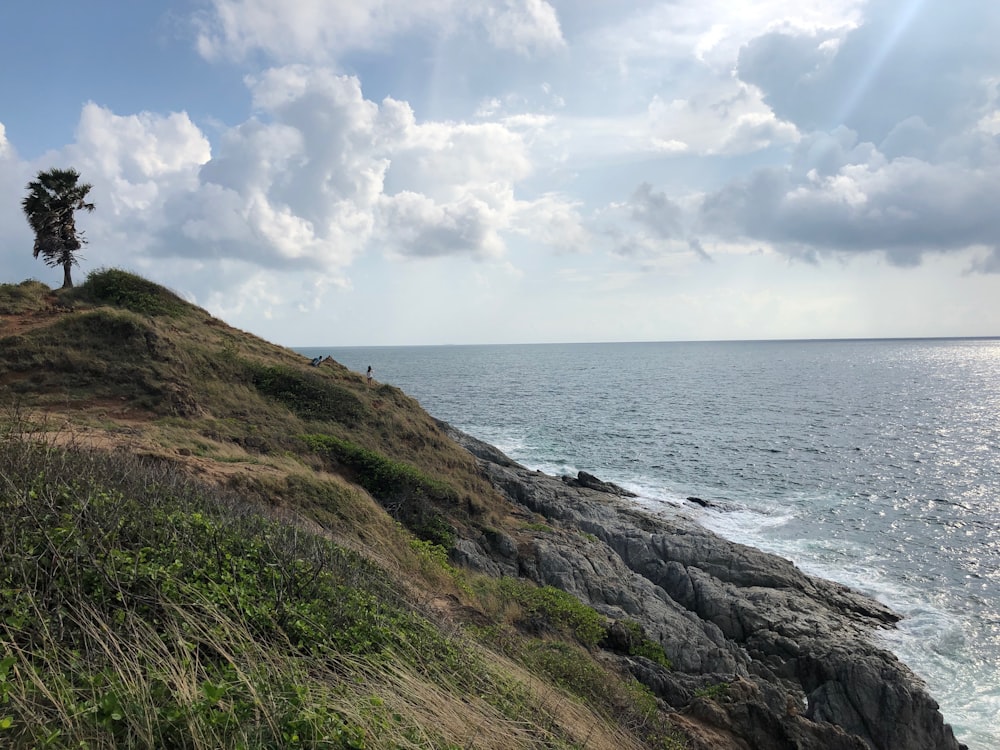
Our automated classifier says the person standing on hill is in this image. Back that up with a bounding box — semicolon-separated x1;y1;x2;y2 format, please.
367;365;374;386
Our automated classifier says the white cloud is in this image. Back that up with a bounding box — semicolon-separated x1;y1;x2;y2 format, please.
166;67;393;272
388;113;534;199
29;105;214;274
6;0;1000;348
486;0;565;56
378;190;508;259
68;104;210;215
646;83;800;156
3;63;583;303
736;0;1000;143
722;111;800;154
195;0;563;62
0;122;12;160
591;0;862;72
510;192;590;253
698;132;1000;267
372;96;562;260
195;0;451;61
976;76;1000;137
976;111;1000;137
74;104;210;181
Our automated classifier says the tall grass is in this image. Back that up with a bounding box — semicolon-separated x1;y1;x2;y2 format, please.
0;279;52;314
1;270;690;748
71;268;189;318
0;417;675;749
302;433;458;547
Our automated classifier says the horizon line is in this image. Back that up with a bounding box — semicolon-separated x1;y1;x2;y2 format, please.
291;335;1000;349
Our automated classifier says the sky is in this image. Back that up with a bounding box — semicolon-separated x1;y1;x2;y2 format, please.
2;0;999;346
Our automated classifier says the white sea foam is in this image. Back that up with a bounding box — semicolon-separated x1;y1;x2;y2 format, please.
697;505;797;546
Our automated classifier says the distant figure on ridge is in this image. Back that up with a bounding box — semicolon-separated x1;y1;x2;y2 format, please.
367;365;374;386
310;355;323;367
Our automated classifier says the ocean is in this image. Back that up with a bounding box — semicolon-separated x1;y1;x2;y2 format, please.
297;339;1000;749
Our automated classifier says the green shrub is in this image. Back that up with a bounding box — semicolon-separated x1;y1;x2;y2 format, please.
523;641;606;691
303;433;458;547
695;681;731;701
75;268;188;317
250;365;367;426
56;308;155;351
408;538;452;569
0;310;171;406
493;578;606;649
0;437;475;748
617;620;673;669
0;279;50;314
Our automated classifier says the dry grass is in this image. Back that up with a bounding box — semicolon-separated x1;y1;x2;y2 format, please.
0;271;691;749
0;425;682;749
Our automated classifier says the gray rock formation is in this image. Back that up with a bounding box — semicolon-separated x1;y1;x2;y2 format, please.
443;422;966;750
562;470;637;497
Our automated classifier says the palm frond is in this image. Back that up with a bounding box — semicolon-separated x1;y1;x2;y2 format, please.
22;167;95;287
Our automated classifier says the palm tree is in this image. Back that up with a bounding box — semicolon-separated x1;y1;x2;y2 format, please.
22;168;96;288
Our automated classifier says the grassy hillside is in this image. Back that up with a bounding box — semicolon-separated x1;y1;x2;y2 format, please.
0;271;687;749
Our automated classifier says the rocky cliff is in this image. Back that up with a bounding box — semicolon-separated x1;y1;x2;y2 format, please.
445;423;966;750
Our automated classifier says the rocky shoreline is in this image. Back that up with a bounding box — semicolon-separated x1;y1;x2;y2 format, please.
443;423;966;750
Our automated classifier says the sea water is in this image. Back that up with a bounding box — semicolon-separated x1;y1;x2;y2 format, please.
298;339;1000;749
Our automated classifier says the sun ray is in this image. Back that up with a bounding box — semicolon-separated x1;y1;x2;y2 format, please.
834;0;926;126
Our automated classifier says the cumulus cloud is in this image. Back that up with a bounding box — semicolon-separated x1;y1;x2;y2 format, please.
69;104;210;215
49;104;212;275
505;192;590;254
166;67;392;272
4;105;212;278
646;84;800;155
386;113;534;200
737;0;1000;143
194;0;453;61
195;0;563;62
73;105;211;182
0;122;12;160
664;0;1000;271
168;66;549;272
600;183;709;263
630;182;683;239
486;0;565;56
589;0;862;72
378;190;507;259
370;95;561;260
698;129;1000;267
3;62;587;309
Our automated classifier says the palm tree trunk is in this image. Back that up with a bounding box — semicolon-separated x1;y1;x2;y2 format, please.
62;261;73;289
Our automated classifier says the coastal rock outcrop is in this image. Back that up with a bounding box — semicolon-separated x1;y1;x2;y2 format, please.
562;470;637;497
443;423;965;750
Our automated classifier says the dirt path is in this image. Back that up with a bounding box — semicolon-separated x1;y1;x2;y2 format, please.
0;299;74;338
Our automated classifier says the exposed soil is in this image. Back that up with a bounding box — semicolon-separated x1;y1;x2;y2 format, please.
0;294;77;338
1;305;284;489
